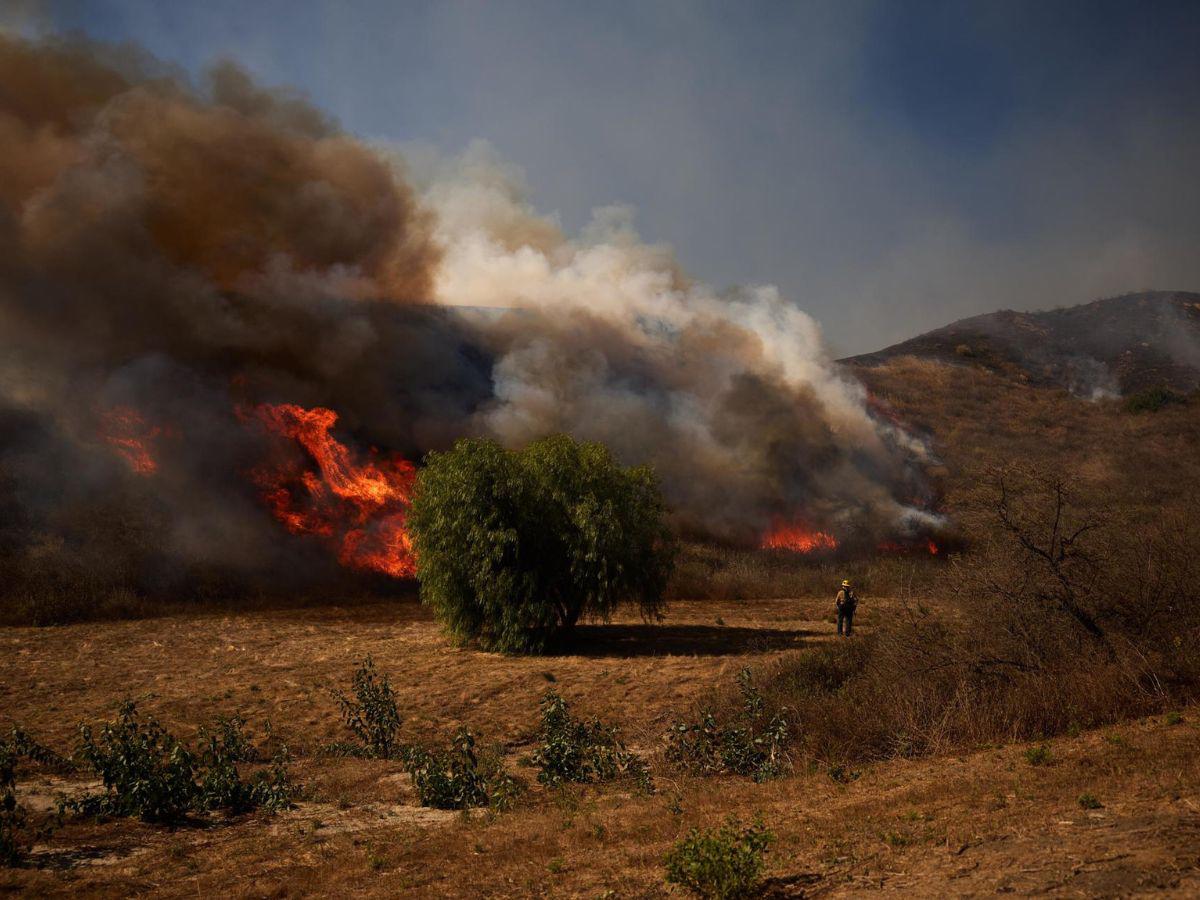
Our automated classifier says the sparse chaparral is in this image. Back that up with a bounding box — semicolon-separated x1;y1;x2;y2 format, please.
4;5;1200;898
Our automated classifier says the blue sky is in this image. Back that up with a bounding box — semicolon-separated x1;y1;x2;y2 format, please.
26;0;1200;354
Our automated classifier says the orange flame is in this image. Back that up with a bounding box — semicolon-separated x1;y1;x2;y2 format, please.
99;406;164;475
242;403;417;578
761;519;838;553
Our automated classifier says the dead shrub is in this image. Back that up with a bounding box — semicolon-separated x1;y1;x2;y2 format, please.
727;467;1200;766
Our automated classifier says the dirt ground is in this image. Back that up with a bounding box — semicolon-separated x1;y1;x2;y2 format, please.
2;598;1198;897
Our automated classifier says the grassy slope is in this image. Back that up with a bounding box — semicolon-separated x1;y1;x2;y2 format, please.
2;599;1198;897
852;356;1200;534
4;358;1200;895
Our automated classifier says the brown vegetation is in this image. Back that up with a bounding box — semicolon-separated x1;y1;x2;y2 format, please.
853;356;1200;538
711;466;1200;771
4;358;1200;894
1;596;1197;896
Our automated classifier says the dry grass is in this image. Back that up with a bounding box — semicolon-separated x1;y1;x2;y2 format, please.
855;356;1200;538
0;597;847;756
667;542;944;602
1;586;1197;894
706;459;1200;770
1;597;1196;896
4;360;1200;895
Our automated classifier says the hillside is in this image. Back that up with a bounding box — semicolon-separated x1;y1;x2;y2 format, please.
5;297;1200;897
845;291;1200;396
3;601;1198;897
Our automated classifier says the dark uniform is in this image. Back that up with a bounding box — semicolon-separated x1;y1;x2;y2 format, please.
835;586;857;636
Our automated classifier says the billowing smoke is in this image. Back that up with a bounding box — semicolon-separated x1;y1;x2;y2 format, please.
407;143;936;544
0;35;487;594
0;36;938;605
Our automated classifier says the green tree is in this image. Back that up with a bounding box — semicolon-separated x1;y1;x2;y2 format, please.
409;434;676;653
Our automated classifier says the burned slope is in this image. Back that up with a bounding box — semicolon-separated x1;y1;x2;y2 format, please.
845;291;1200;397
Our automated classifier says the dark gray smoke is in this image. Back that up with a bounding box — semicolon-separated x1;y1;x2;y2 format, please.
0;36;488;600
0;36;937;610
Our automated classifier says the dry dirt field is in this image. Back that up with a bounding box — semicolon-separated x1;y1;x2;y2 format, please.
2;597;1198;898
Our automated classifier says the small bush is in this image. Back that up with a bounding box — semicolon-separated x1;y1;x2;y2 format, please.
199;714;259;763
664;817;775;899
1164;711;1184;726
667;668;790;782
68;702;296;823
407;728;522;810
195;731;296;815
532;691;651;791
334;656;405;759
1077;793;1103;810
243;749;299;812
1124;385;1189;413
1;728;63;867
71;702;200;823
410;434;677;654
1024;744;1052;767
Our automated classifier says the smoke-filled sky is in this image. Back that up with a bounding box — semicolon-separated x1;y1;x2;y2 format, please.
15;0;1200;355
0;20;941;585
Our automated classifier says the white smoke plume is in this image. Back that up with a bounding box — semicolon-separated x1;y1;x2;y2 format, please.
404;142;936;543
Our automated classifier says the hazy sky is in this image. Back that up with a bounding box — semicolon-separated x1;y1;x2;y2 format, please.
24;0;1200;355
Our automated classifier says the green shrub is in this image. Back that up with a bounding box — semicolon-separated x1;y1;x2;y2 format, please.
409;434;676;654
1023;744;1052;767
1124;385;1189;413
1;728;63;867
407;728;522;810
244;749;299;812
71;702;200;823
664;817;775;899
667;668;790;782
195;730;296;815
532;690;651;791
1077;793;1103;810
334;656;404;759
199;714;258;762
68;702;296;823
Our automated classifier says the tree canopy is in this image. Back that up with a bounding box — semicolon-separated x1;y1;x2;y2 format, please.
408;434;676;653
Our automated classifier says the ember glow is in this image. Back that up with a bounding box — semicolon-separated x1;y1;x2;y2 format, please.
99;406;164;475
242;403;418;578
761;520;839;553
878;539;941;556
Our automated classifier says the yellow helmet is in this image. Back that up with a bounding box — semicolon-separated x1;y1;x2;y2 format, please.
841;579;852;588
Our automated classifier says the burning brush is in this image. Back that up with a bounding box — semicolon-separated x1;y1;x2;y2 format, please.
239;404;418;578
2;36;954;594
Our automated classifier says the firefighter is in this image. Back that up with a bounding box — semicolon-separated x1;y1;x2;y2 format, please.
835;579;858;636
